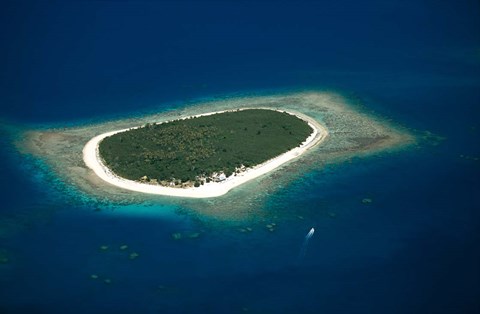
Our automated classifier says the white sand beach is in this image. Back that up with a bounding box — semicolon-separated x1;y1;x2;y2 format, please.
83;109;328;198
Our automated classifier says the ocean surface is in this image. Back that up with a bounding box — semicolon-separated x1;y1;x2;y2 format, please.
1;1;479;313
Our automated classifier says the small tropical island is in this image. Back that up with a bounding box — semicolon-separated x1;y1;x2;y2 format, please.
20;91;413;203
99;109;313;188
83;107;327;198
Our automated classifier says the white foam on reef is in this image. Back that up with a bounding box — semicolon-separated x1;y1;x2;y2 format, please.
83;109;328;198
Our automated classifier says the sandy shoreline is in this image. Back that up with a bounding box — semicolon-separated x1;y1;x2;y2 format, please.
17;91;415;217
83;109;328;198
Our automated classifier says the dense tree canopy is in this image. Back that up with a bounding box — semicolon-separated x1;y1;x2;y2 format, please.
98;109;312;185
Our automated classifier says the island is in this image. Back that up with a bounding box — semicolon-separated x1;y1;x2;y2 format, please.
18;91;414;208
83;109;328;198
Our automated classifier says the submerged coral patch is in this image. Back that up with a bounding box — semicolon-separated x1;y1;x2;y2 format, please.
17;91;414;220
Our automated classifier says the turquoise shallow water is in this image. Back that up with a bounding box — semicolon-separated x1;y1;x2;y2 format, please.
1;1;479;313
1;114;479;313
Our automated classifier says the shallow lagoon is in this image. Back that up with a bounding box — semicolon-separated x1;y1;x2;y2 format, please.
1;85;479;313
1;1;479;313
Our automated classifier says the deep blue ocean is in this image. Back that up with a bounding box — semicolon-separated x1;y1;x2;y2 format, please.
1;1;479;313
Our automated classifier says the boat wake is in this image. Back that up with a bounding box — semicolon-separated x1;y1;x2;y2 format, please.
299;227;315;260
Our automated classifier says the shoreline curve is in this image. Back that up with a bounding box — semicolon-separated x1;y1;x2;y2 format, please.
83;109;328;198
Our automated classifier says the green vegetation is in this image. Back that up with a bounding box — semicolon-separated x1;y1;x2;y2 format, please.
98;109;312;186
